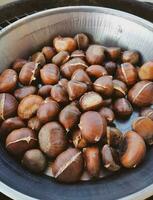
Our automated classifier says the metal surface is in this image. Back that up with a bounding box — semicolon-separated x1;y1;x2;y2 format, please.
0;5;153;200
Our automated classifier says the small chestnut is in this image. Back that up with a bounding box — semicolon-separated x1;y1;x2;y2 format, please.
6;128;37;157
116;63;138;86
79;91;103;111
52;148;83;183
53;36;77;53
113;79;128;98
31;52;46;66
83;147;101;178
14;86;37;101
138;61;153;81
18;95;43;119
52;51;70;66
72;128;87;149
12;58;28;73
28;116;42;132
22;149;47;173
71;69;92;86
51;84;69;104
86;65;108;78
120;131;146;168
140;107;153;121
37;98;60;124
86;45;105;65
113;98;133;118
128;81;153;107
0;69;17;92
74;33;89;50
104;61;117;75
38;85;52;98
42;46;56;61
93;76;114;97
99;107;115;124
106;47;121;61
58;78;68;90
67;80;88;101
40;64;60;85
59;104;81;131
71;50;85;60
132;117;153;145
122;50;140;65
38;122;68;158
79;111;106;143
101;144;120;171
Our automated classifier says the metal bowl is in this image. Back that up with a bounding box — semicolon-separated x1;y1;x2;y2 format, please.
0;6;153;200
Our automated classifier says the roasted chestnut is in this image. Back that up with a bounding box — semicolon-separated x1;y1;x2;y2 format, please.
122;50;140;65
51;84;69;104
52;51;70;66
52;148;84;183
140;107;153;121
138;61;153;81
104;61;117;75
106;47;121;61
14;86;37;101
12;58;28;73
113;79;128;98
38;122;68;158
72;128;87;149
99;107;115;124
71;69;92;86
38;85;52;98
28;116;42;132
42;46;56;61
31;52;46;66
86;65;108;78
74;33;89;50
71;50;85;60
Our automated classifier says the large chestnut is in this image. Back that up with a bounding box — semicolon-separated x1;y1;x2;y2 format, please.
0;69;17;92
79;91;103;111
12;58;28;73
116;63;138;86
38;85;52;98
79;111;106;143
122;50;140;65
38;122;68;158
59;104;81;131
74;33;89;50
106;47;121;61
83;147;101;178
86;65;108;78
31;52;46;66
71;69;92;86
22;149;47;173
113;79;128;98
14;86;37;101
128;81;153;107
6;128;37;157
18;95;43;119
28;116;42;132
51;84;69;104
99;107;115;124
52;51;70;66
140;107;153;121
132;117;153;145
52;148;83;183
40;64;60;85
120;131;146;168
42;46;56;61
138;61;153;81
72;128;87;149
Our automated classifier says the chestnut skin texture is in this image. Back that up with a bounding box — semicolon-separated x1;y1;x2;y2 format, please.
140;107;153;121
86;65;108;78
122;50;139;65
6;128;37;157
38;122;68;158
113;79;128;98
12;58;28;73
51;84;69;104
38;85;52;98
14;86;37;101
42;46;56;61
58;78;68;90
28;116;42;132
71;50;86;60
0;69;17;93
79;111;106;143
72;128;87;149
18;95;43;120
31;52;46;66
22;149;47;173
74;33;89;50
52;148;84;183
104;61;117;75
106;47;121;61
138;61;153;81
120;131;146;168
99;107;115;124
71;69;92;85
52;50;70;66
83;147;101;178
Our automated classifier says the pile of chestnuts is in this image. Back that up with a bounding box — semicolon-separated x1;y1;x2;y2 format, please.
0;33;153;183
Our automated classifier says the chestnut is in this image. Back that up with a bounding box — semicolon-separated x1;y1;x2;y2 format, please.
79;91;103;111
113;98;133;118
28;116;42;132
86;45;105;65
83;147;101;178
31;52;46;66
51;84;69;104
0;93;18;120
120;131;146;168
93;76;114;97
116;63;138;86
74;33;89;50
22;149;47;173
67;80;88;101
132;117;153;145
103;98;112;107
6;128;37;157
106;47;121;61
38;85;52;98
59;104;81;131
42;46;56;61
37;98;60;124
53;36;77;53
122;50;140;65
101;144;120;171
61;58;88;79
12;58;28;73
128;81;153;107
140;107;153;121
19;62;39;85
18;95;43;119
0;117;25;138
99;107;115;124
71;69;92;86
113;79;128;98
14;86;37;101
38;122;68;158
58;78;68;90
104;61;117;75
0;69;17;92
52;148;83;183
40;64;60;85
52;51;70;66
71;50;85;60
72;128;87;149
79;111;106;143
86;65;108;78
138;61;153;81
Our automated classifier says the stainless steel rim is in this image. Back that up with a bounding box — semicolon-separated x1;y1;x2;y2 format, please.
0;5;153;200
